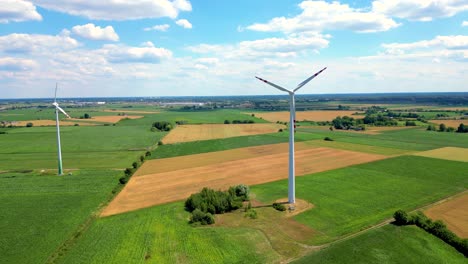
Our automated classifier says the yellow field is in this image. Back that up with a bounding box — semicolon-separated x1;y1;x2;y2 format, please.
429;120;465;128
251;110;364;122
10;120;97;126
102;143;386;216
413;147;468;162
103;109;159;114
69;115;143;123
162;123;285;144
425;194;468;238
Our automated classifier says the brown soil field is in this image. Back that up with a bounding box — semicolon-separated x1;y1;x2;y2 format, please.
11;120;97;126
251;111;364;122
429;119;465;128
425;194;468;238
69;115;143;123
103;109;159;114
162;123;285;144
102;145;386;216
413;147;468;162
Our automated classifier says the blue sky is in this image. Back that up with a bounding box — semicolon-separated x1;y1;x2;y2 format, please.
0;0;467;98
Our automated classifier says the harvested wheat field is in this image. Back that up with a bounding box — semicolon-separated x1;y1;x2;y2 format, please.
252;110;364;123
429;120;465;128
103;109;159;114
11;120;97;126
70;115;143;123
162;123;285;144
425;194;468;238
102;144;386;216
413;147;468;162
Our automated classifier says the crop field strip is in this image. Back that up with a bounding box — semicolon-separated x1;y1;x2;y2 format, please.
413;147;468;162
102;143;387;216
162;123;286;144
425;194;468;238
6;120;98;126
251;110;365;122
69;115;143;123
429;119;466;128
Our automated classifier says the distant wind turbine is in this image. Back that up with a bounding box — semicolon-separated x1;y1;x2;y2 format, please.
255;67;327;205
52;83;71;175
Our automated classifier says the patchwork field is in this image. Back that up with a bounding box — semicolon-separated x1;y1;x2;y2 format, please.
70;115;143;123
103;109;160;114
300;125;412;135
10;120;97;126
425;194;468;238
102;143;386;216
413;147;468;162
429;119;465;128
162;123;285;144
252;110;364;122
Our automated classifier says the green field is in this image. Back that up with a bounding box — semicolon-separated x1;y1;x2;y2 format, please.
252;156;467;244
0;170;120;264
57;202;280;264
293;225;466;264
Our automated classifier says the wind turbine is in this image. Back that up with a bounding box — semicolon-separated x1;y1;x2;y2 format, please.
255;67;327;205
52;83;71;175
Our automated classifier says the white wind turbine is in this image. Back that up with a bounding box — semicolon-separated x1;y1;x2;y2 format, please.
52;84;71;175
255;67;327;205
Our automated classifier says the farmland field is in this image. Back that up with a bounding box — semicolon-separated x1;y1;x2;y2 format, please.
429;119;466;128
293;225;466;264
252;110;364;122
69;115;143;123
8;120;97;126
413;147;468;162
162;123;285;144
425;194;468;238
102;143;386;216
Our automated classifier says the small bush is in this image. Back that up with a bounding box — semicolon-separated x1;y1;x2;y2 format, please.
324;137;333;141
26;122;33;127
132;162;138;169
140;156;145;162
245;209;258;219
393;209;411;225
124;168;134;176
278;128;283;132
145;151;151;157
272;202;286;211
119;177;127;184
158;141;163;146
74;123;79;126
190;209;215;225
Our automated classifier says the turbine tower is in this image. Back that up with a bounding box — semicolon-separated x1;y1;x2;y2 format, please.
52;84;71;175
255;67;327;205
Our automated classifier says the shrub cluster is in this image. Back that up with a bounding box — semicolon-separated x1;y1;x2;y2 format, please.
427;123;464;133
152;121;173;131
224;120;255;124
272;202;286;211
393;210;467;256
324;137;333;141
185;185;250;225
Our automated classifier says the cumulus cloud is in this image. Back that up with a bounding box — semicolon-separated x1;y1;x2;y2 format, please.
0;32;79;53
247;0;399;33
463;21;468;26
72;23;119;41
0;0;42;23
100;41;172;64
176;19;192;29
31;0;192;20
144;24;170;32
0;57;37;71
383;35;468;51
372;0;468;21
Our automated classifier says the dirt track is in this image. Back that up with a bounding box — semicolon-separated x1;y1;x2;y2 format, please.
102;144;386;216
162;123;285;144
425;194;468;238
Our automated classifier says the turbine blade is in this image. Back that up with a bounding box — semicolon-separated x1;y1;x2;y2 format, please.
55;105;71;118
255;76;291;94
54;83;58;103
294;67;327;92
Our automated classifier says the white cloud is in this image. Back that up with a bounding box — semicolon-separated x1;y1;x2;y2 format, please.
0;0;42;23
463;21;468;26
382;35;468;51
31;0;192;20
247;0;399;33
72;23;119;41
373;0;468;22
100;42;172;63
0;32;79;53
0;57;37;71
144;24;170;32
176;19;192;29
188;33;329;59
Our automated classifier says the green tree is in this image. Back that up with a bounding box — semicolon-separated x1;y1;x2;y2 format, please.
26;122;33;127
393;210;410;225
439;123;446;132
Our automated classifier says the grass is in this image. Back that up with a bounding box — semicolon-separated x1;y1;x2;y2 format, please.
0;170;121;264
293;225;467;264
251;156;467;244
57;202;280;264
0;126;165;170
